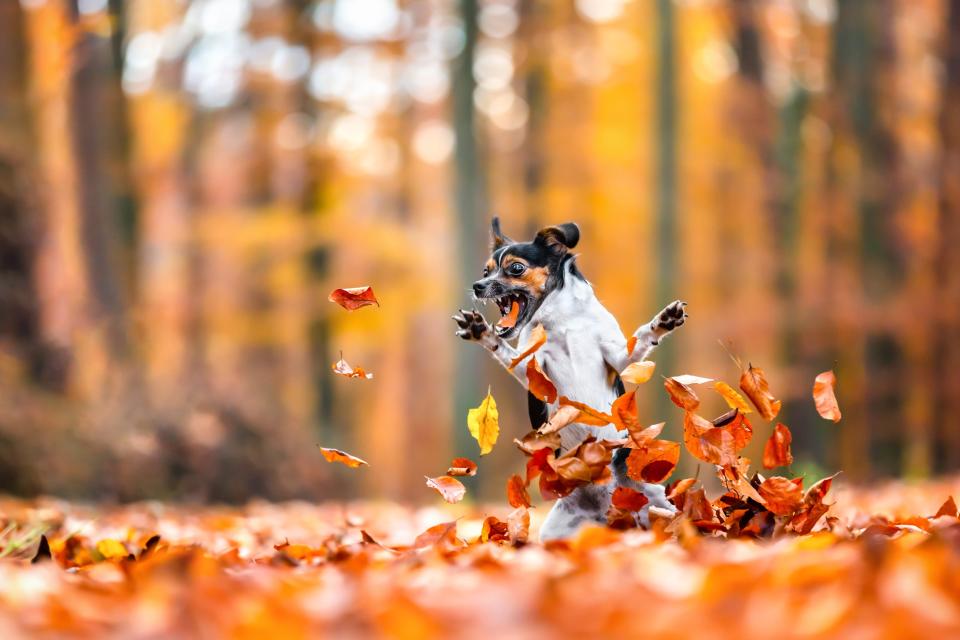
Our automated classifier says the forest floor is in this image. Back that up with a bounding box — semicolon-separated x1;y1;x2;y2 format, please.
1;477;960;639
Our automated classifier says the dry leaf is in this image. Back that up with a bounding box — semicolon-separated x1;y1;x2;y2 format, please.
328;286;379;310
506;474;531;508
626;336;638;356
318;446;369;468
331;355;373;379
935;496;958;519
762;423;793;469
447;457;478;477
620;360;656;385
496;300;520;329
671;375;714;386
467;388;499;456
611;486;650;511
682;410;752;466
526;359;558;403
509;325;547;371
425;476;466;503
664;377;701;411
626;439;680;484
714;381;753;414
758;477;803;515
813;370;842;422
539;405;582;435
740;364;781;421
558;397;613;426
507;507;530;544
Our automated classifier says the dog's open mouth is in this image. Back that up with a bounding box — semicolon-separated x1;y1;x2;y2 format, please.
494;293;528;336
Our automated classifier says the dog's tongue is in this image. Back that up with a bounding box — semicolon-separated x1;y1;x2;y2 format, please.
496;301;521;329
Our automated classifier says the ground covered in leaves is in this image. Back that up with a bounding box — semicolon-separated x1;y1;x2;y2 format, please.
3;480;960;639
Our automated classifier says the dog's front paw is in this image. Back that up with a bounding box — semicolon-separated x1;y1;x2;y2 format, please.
652;300;688;335
453;309;491;341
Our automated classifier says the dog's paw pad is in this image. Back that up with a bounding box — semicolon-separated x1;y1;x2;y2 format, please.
453;309;490;341
655;300;688;332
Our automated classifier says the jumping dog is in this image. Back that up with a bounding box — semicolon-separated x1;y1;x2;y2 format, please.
453;218;686;540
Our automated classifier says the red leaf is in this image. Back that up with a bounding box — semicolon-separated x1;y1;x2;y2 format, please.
664;377;701;411
526;359;558;403
446;457;478;477
318;446;368;468
425;475;466;503
758;476;803;516
612;486;650;511
762;423;793;469
935;496;958;518
739;364;781;421
506;474;531;508
683;410;752;466
813;370;842;422
626;440;680;484
328;286;379;310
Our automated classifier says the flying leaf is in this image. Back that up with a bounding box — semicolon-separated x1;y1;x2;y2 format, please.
446;457;478;477
526;359;558;403
328;286;379;310
762;423;793;469
758;477;803;515
496;301;520;329
714;381;752;414
611;391;641;437
480;516;510;543
507;507;530;544
318;446;369;468
467;389;500;456
425;475;466;503
740;364;782;421
506;474;531;508
682;410;752;466
611;486;650;511
331;354;373;380
935;496;958;519
620;360;656;385
539;405;582;435
626;336;638;356
626;439;680;483
558;397;613;426
813;370;842;422
671;375;714;386
664;377;700;411
509;324;547;371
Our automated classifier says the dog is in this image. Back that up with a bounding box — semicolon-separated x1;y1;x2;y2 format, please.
453;218;686;540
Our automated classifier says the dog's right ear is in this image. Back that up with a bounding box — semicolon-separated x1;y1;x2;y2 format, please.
491;216;511;250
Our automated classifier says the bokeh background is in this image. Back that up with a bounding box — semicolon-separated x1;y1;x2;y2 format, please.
0;0;957;503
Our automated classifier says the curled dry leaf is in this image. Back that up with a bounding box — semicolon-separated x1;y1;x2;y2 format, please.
758;476;803;516
813;370;842;422
509;324;547;371
446;457;478;477
328;286;379;310
526;359;558;403
496;300;521;330
740;364;781;421
425;475;466;503
664;377;701;411
331;355;373;379
611;391;640;437
620;360;656;385
762;423;793;469
480;516;509;543
412;521;463;550
935;496;959;519
467;388;499;456
514;430;562;456
558;397;613;426
539;405;582;435
507;507;530;544
682;410;752;466
318;446;369;468
714;381;752;414
612;486;650;512
506;474;531;508
671;375;714;386
626;439;680;484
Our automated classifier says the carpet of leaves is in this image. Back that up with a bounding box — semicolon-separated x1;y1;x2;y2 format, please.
3;481;960;639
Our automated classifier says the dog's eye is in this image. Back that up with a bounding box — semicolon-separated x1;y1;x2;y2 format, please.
482;268;490;277
507;263;526;276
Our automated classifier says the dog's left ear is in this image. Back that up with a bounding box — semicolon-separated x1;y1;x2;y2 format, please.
535;222;580;254
491;216;512;250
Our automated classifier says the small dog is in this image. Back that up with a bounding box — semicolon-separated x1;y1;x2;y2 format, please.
454;218;686;540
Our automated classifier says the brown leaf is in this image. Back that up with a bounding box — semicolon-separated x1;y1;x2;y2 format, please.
739;364;781;421
526;359;558;403
611;486;650;511
318;446;369;468
666;478;697;501
412;521;463;550
509;325;547;371
664;377;701;411
758;476;803;516
762;423;793;469
935;496;959;518
328;286;379;310
506;474;531;508
611;391;640;437
629;422;666;448
425;476;466;503
557;397;613;426
479;516;509;543
514;431;562;456
683;410;752;466
626;440;680;484
539;405;582;435
331;355;374;380
813;370;842;422
507;507;530;544
620;360;656;385
446;457;478;477
713;381;753;414
496;300;520;329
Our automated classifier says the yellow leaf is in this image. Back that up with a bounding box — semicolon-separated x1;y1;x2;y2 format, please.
714;381;753;414
620;360;656;384
467;388;499;456
96;539;128;560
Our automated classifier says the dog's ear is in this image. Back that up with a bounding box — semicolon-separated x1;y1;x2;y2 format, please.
491;216;511;250
535;222;580;254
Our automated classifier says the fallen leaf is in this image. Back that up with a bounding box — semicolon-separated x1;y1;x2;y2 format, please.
509;325;547;371
480;516;509;543
506;474;531;508
935;496;959;518
514;431;562;455
446;457;478;477
612;486;650;511
740;364;781;421
496;300;520;329
762;422;793;469
664;377;701;411
96;539;128;560
526;359;558;403
683;410;752;466
318;446;369;468
813;370;842;422
425;476;466;503
714;381;753;414
31;535;51;564
507;507;530;544
758;477;803;515
626;440;680;484
412;521;463;550
620;360;656;385
331;354;373;379
467;388;500;455
558;397;613;426
666;478;697;501
539;405;582;434
328;286;379;310
610;391;640;437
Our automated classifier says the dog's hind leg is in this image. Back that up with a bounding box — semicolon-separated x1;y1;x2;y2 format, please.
539;485;610;541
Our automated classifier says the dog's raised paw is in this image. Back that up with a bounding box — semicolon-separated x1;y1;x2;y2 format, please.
453;309;490;341
654;300;688;332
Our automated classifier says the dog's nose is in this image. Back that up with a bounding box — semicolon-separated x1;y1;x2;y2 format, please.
472;281;485;297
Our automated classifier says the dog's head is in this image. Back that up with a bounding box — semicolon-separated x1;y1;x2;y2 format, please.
472;217;581;340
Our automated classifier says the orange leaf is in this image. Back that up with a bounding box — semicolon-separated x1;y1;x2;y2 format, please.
626;336;638;356
813;370;842;422
558;397;613;426
318;446;369;468
629;422;666;447
328;286;379;310
496;300;520;329
506;474;531;508
758;476;803;516
480;516;510;543
664;377;701;411
714;381;753;414
446;457;478;477
612;486;650;511
935;496;958;518
507;507;530;544
331;354;373;379
611;391;640;436
412;521;463;549
620;360;656;385
626;439;680;484
539;405;582;435
682;410;752;466
526;359;558;403
425;475;466;503
762;423;793;469
509;324;547;371
671;375;713;386
739;364;781;421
